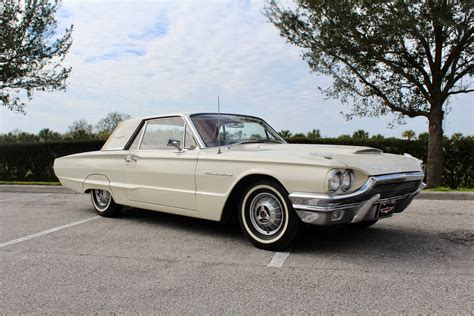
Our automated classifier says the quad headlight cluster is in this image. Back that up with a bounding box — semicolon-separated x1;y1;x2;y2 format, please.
328;169;355;193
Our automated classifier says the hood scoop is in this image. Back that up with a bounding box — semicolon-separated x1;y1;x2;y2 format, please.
355;148;383;154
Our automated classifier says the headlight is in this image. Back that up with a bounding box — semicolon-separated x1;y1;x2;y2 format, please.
328;170;342;192
341;170;354;191
328;169;355;193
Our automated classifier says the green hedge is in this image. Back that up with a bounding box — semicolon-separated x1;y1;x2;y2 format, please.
287;137;473;188
0;140;104;182
0;138;472;188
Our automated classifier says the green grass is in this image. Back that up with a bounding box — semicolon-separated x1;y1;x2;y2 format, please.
0;181;62;186
424;186;474;192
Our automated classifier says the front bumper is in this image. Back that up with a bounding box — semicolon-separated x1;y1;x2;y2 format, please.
289;171;426;225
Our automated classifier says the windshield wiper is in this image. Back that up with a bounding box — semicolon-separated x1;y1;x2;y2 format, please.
232;139;283;145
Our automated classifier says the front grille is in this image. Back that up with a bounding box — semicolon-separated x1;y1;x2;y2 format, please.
371;181;420;199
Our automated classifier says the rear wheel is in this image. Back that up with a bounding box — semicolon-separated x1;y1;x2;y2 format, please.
238;180;301;251
90;189;122;217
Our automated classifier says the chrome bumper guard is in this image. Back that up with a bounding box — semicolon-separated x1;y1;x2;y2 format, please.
289;171;426;225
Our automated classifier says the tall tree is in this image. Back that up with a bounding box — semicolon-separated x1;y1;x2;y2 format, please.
279;130;292;139
402;130;417;140
307;128;321;139
265;0;473;187
1;0;73;113
38;128;61;142
352;129;369;139
371;134;385;140
67;119;93;140
96;112;131;138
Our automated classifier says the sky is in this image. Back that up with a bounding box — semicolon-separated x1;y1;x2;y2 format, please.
0;0;473;137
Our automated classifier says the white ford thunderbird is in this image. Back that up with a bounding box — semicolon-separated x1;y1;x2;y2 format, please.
54;113;426;250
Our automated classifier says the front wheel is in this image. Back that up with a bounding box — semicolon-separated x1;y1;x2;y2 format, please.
90;189;122;217
238;180;301;251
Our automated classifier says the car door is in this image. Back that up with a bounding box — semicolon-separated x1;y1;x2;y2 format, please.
122;116;199;210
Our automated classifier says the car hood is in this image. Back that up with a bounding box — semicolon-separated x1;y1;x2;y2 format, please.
224;143;422;176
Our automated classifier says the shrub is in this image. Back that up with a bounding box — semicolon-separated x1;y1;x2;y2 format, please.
0;138;472;188
287;137;473;188
0;140;104;182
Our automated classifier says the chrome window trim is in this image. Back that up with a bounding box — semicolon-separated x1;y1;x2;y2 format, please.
136;121;148;151
127;113;282;151
182;114;206;149
136;116;187;152
127;115;204;151
187;113;286;148
182;125;186;148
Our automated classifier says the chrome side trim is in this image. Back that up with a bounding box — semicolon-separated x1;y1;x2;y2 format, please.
292;202;363;212
370;171;425;184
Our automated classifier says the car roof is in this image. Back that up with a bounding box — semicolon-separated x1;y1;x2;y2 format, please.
103;112;279;151
132;112;262;122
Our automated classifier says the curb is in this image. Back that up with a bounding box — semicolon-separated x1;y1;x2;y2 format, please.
0;185;473;200
417;191;474;201
0;185;77;194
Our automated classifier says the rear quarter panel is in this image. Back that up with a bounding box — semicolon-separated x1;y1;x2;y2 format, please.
54;151;128;204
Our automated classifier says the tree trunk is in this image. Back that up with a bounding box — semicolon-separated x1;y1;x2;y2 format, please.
426;108;444;188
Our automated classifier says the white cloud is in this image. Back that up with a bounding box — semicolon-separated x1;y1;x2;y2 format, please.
1;0;473;138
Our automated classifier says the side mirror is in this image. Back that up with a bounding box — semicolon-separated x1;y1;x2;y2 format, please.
167;139;182;151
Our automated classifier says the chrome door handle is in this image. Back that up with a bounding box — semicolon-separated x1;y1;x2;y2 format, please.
124;155;137;163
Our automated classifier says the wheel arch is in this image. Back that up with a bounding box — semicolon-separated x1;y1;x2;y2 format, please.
83;174;112;194
220;173;287;223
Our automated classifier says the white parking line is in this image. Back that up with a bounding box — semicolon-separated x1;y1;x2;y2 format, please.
267;251;291;268
0;216;100;248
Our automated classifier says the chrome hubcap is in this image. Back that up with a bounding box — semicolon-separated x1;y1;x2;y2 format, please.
249;192;284;235
94;189;111;208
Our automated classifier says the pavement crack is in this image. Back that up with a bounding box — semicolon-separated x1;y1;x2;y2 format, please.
439;229;474;246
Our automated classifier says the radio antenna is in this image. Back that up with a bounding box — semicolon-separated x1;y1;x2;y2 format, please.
217;94;222;154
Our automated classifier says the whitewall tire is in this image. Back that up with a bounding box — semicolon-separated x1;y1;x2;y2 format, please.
90;189;122;217
238;180;301;250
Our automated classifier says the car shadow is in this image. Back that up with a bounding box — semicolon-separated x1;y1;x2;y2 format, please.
118;207;460;266
291;223;464;267
119;206;243;239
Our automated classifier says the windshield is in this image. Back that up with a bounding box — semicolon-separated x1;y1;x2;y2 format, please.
190;114;285;148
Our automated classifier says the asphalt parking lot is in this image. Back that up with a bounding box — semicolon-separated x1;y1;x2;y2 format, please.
1;191;473;314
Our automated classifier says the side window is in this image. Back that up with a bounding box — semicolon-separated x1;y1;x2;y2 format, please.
140;117;184;150
184;127;197;150
128;117;198;151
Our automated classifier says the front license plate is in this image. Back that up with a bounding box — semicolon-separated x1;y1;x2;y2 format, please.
378;201;396;218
